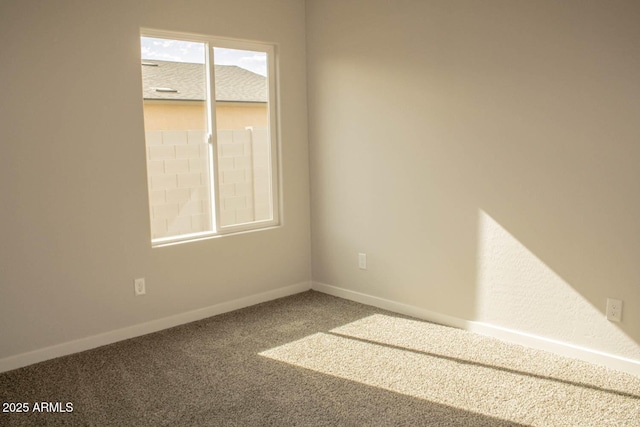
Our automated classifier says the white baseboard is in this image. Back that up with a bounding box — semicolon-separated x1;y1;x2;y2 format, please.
312;281;640;377
312;281;473;329
0;281;311;374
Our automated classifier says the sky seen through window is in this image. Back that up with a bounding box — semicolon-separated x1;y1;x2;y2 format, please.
141;37;267;76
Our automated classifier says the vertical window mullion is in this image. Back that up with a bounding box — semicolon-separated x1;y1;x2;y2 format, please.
267;45;279;226
206;42;221;233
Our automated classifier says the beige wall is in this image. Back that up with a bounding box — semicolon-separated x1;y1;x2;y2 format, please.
307;0;640;366
3;0;639;375
143;101;206;131
216;103;268;130
0;0;309;363
143;100;268;131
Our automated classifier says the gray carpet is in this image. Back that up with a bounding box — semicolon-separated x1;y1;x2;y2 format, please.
1;291;639;426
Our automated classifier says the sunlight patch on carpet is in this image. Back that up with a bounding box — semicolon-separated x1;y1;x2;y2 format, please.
260;315;640;426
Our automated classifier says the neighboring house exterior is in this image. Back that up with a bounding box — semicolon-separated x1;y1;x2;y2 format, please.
141;60;268;131
141;60;272;237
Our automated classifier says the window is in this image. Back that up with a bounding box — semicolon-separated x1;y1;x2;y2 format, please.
140;30;279;245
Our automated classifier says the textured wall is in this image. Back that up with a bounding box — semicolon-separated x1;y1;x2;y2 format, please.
0;0;309;360
307;0;640;362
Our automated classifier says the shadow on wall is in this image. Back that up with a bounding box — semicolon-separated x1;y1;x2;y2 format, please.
306;0;640;370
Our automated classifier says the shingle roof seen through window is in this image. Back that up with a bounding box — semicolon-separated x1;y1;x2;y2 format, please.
141;60;267;103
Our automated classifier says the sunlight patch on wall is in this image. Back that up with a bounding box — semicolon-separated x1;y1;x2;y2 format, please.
475;210;639;360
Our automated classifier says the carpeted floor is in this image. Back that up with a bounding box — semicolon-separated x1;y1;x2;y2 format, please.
1;291;639;426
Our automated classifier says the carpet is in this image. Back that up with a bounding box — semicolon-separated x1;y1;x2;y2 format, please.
1;291;639;426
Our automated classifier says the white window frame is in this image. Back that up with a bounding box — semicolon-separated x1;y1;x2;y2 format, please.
141;29;281;247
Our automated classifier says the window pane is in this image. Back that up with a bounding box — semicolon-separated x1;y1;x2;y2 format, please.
213;47;273;228
141;37;213;240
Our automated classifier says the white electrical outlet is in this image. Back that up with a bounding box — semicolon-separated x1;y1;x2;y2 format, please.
134;278;146;296
606;298;622;322
358;253;367;270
